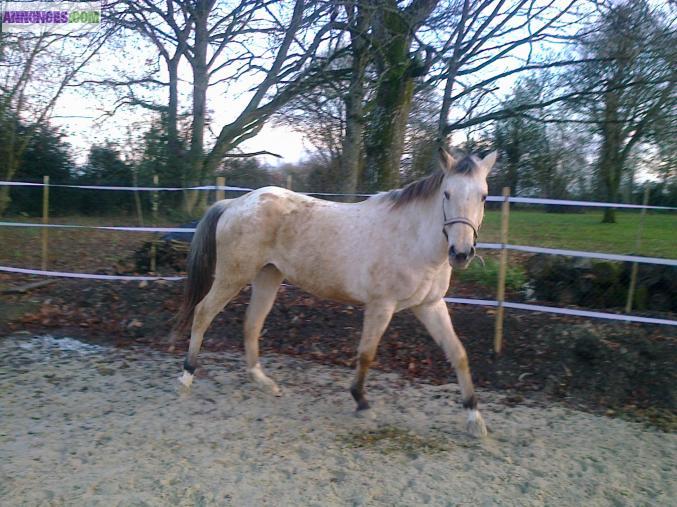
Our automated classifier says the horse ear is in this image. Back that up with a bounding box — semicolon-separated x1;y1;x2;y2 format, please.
438;147;456;174
481;151;498;175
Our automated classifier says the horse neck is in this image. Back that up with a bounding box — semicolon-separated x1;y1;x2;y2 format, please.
376;196;448;266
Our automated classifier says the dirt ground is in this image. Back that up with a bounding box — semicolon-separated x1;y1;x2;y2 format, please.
1;224;675;505
1;276;675;431
1;333;675;506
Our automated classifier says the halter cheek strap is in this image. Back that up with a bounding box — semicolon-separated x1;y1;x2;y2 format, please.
442;200;479;242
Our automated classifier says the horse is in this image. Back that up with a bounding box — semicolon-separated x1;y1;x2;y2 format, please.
170;147;496;437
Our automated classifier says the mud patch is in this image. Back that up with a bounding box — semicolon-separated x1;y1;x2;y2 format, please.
337;426;450;455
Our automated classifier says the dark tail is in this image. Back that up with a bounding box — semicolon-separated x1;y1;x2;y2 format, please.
170;202;227;343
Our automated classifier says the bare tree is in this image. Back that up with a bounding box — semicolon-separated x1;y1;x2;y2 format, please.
287;0;587;192
0;29;112;215
109;0;194;210
435;0;585;135
567;0;675;222
339;0;372;194
200;0;340;180
110;0;339;214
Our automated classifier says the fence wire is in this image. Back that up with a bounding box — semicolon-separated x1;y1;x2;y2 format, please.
1;180;675;327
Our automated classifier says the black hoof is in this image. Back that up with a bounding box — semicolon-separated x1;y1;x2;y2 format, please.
356;399;370;411
183;358;196;374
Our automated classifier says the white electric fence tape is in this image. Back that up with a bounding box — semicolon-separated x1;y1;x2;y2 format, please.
444;297;677;327
0;266;184;280
1;263;674;326
475;242;677;267
2;180;676;210
0;181;254;192
486;195;677;211
0;222;196;233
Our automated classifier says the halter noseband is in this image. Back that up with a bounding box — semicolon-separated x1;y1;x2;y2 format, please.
442;200;479;243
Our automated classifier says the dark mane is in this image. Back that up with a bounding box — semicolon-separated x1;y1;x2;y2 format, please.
386;170;445;209
384;154;480;209
454;154;480;175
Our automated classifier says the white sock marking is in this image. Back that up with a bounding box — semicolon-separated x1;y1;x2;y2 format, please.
467;409;480;423
179;370;194;387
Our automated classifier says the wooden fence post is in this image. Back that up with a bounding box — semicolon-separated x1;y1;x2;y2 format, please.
625;186;650;313
150;174;159;273
286;174;293;190
41;175;50;271
216;176;225;202
494;187;511;355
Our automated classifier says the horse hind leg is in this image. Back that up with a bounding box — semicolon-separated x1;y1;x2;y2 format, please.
180;278;242;388
244;264;284;396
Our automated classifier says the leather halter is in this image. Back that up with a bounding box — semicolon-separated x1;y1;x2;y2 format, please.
442;199;479;243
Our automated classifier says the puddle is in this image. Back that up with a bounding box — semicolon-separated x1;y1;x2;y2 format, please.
10;333;107;353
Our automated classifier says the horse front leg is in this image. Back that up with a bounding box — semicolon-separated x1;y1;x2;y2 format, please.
413;299;487;437
350;302;395;411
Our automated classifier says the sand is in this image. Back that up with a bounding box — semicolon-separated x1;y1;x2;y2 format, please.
0;333;674;506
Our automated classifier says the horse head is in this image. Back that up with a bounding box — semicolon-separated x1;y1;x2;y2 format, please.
438;148;497;269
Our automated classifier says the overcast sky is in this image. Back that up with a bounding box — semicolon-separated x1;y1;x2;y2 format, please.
45;1;587;169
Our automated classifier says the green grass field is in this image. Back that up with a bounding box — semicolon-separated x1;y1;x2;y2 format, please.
479;209;676;259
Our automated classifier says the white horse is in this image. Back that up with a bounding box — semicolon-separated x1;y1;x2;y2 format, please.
171;147;496;437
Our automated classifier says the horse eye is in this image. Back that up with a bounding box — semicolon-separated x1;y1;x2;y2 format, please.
444;191;450;200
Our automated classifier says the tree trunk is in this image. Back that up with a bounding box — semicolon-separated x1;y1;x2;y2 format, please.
598;89;624;224
199;0;309;183
165;58;188;212
341;78;365;196
361;0;437;192
340;3;369;196
0;186;10;216
362;8;413;191
505;121;522;192
0;122;19;216
184;1;211;216
166;58;181;181
363;76;416;191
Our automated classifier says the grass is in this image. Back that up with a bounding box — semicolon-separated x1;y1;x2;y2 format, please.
0;214;155;272
479;209;676;259
337;426;450;455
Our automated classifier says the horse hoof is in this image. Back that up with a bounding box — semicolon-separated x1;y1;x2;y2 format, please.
466;409;488;438
255;381;281;397
356;399;370;411
248;364;281;396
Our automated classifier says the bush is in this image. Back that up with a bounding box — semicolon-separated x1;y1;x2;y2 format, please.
525;254;677;311
454;258;527;290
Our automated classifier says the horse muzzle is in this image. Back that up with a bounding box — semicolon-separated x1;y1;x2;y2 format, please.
449;245;475;269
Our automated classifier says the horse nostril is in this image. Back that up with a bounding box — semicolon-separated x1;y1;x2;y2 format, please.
470;246;476;257
449;245;456;256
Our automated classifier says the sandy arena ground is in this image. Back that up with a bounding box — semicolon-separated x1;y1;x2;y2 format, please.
0;333;674;506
